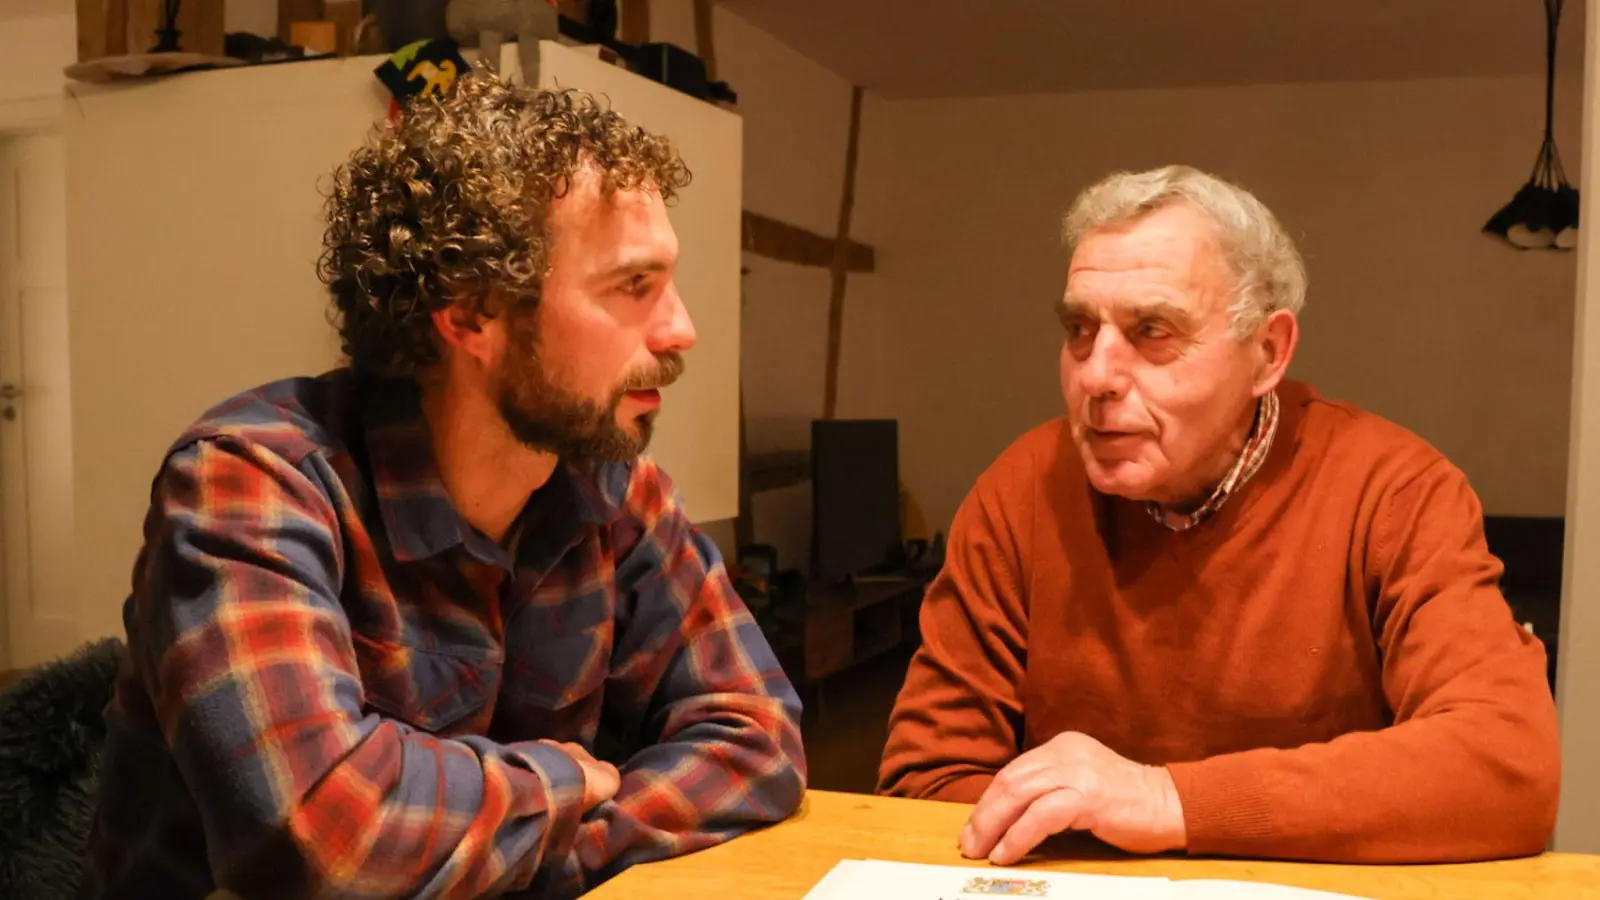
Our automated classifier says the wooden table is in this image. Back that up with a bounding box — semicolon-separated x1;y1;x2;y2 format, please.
591;790;1600;899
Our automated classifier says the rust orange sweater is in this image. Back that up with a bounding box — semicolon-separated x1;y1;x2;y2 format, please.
879;381;1560;863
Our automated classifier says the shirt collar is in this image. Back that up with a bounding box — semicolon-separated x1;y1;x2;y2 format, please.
355;375;620;566
1147;389;1280;532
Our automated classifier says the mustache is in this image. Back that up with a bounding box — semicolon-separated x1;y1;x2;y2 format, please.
620;352;685;392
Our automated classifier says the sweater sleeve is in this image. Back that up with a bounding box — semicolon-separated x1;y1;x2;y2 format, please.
877;462;1031;802
1166;458;1560;863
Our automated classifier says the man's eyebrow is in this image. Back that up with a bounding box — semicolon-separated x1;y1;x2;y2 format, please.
591;256;671;283
1059;294;1093;317
1127;298;1195;325
1060;294;1195;325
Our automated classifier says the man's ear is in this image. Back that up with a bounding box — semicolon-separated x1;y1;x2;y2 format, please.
431;300;498;369
1253;308;1299;397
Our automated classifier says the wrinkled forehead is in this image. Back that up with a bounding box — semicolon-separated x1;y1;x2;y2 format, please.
1063;204;1234;319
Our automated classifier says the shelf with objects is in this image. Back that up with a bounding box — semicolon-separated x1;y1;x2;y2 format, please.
64;0;739;114
732;417;946;689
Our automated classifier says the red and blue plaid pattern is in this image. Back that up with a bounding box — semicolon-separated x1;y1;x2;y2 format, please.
86;370;806;899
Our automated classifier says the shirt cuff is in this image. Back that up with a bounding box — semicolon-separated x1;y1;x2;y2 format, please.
517;741;589;862
1166;757;1276;856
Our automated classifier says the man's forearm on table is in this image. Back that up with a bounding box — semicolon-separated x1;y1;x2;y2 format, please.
531;696;804;896
1165;714;1559;863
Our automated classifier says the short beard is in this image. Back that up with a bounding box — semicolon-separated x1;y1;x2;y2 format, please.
494;311;684;465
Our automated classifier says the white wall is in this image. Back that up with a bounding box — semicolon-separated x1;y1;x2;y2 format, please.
64;58;378;643
855;75;1583;530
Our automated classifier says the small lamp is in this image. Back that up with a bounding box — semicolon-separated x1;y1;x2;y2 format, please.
1485;0;1579;251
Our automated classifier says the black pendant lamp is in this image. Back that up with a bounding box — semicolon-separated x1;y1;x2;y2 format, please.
1484;0;1579;251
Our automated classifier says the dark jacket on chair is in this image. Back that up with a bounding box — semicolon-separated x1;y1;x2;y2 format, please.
0;638;125;900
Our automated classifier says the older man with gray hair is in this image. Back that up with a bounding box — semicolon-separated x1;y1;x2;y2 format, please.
878;165;1560;865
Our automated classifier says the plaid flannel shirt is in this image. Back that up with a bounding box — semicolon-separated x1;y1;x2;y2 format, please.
86;370;807;899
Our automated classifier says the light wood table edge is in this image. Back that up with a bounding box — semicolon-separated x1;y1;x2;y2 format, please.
589;790;1600;899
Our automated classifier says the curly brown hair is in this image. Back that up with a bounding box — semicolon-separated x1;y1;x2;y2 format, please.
318;70;692;378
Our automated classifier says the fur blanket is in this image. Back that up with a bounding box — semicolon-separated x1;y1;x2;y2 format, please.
0;638;125;900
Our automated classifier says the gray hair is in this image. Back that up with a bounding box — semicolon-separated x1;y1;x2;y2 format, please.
1061;165;1307;337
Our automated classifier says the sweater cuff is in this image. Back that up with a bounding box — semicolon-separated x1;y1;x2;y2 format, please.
1166;757;1277;855
932;773;995;804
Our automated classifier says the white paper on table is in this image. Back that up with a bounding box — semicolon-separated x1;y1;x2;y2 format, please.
801;860;1174;900
801;860;1374;900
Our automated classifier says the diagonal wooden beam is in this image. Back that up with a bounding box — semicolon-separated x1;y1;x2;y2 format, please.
822;85;864;420
741;211;874;273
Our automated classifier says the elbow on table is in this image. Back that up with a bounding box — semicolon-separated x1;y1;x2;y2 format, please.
1449;728;1562;862
763;749;808;822
1467;790;1559;862
1498;742;1562;859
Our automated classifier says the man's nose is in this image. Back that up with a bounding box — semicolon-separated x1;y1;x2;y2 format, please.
649;280;696;354
1075;327;1131;400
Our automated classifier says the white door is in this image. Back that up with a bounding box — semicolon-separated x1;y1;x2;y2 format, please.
0;132;78;670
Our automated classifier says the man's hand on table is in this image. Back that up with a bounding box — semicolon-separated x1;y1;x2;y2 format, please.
959;732;1186;865
557;741;621;811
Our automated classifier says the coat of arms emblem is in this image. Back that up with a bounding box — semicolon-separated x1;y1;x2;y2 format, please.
961;876;1051;897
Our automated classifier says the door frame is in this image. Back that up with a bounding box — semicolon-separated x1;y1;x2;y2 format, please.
0;85;63;674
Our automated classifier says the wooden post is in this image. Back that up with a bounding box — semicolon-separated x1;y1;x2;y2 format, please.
822;86;864;420
619;0;649;45
737;383;753;549
692;0;718;82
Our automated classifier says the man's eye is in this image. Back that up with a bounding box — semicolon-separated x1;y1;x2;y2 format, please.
623;274;650;296
1137;321;1171;340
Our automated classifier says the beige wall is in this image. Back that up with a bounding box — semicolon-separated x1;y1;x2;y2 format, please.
854;75;1583;530
0;13;72;128
0;14;71;105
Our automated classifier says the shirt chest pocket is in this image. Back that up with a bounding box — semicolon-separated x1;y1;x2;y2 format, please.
351;631;503;736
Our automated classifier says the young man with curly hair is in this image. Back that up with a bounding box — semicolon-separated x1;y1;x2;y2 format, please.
84;74;806;899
